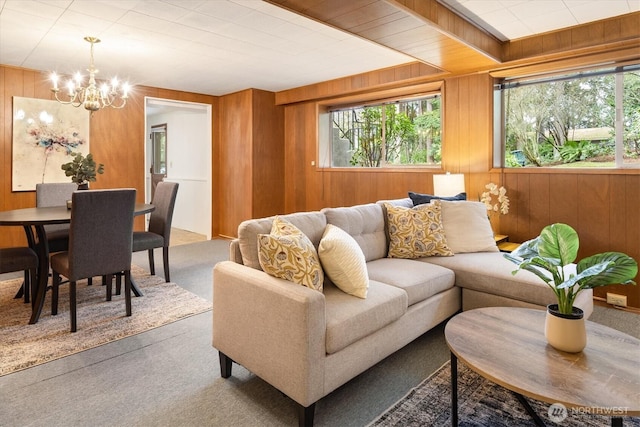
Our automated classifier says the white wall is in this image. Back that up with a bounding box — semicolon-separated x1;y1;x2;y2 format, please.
145;100;211;238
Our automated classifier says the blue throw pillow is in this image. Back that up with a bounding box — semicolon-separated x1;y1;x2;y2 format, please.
409;191;467;206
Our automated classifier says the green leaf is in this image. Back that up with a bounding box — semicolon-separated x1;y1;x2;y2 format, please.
556;263;610;290
510;256;561;286
509;237;539;259
538;223;578;266
504;223;637;312
577;252;638;289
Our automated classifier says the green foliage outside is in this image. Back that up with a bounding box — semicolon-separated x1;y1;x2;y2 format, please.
331;96;441;167
503;68;640;167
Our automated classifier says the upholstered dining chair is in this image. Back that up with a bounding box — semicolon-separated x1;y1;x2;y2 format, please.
0;247;38;304
36;182;77;253
132;181;179;282
50;189;136;332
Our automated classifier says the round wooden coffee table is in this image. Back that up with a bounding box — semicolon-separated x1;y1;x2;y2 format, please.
445;307;640;427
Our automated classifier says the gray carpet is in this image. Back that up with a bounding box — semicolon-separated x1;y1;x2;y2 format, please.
370;361;640;426
0;239;638;426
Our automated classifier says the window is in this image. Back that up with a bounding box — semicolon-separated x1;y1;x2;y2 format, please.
495;65;640;168
324;94;441;167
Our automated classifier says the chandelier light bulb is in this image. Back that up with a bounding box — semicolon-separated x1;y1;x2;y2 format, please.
51;72;59;90
50;36;131;113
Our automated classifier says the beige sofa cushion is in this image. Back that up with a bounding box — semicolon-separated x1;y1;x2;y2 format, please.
377;197;413;208
367;258;455;306
324;280;407;354
420;252;559;307
238;211;327;270
322;203;387;262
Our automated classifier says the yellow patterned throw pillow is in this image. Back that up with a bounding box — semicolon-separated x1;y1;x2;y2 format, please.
385;201;453;259
258;217;324;291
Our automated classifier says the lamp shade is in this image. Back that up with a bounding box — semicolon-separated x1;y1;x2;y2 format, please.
433;173;465;197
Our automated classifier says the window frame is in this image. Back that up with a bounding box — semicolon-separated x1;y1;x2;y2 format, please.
317;82;444;170
493;64;640;170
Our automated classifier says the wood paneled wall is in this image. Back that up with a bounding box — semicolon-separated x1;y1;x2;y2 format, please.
217;89;253;238
216;89;284;238
283;74;496;211
0;65;216;247
502;171;640;307
281;71;640;308
1;59;639;306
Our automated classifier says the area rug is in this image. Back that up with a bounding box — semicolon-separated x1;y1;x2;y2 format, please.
0;265;211;376
370;361;640;426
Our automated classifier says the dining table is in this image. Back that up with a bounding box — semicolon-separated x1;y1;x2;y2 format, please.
0;203;155;324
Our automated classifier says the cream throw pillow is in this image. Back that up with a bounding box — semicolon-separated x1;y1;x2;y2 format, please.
384;201;453;259
439;200;498;253
319;224;369;299
258;217;324;291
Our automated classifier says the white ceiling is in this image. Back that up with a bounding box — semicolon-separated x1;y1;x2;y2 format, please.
439;0;639;41
0;0;637;97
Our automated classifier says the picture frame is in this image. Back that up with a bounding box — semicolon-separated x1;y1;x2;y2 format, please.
12;96;90;191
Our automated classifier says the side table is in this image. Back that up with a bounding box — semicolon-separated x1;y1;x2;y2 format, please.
494;234;521;253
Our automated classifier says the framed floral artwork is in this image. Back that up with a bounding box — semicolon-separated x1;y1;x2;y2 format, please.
12;96;90;191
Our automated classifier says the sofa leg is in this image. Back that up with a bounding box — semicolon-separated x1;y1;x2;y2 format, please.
298;403;315;427
219;352;233;378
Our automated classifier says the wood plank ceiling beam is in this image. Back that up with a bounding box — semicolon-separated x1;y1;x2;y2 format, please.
266;1;639;78
264;0;503;74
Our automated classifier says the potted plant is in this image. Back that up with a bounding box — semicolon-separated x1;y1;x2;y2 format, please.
61;152;104;189
505;223;637;353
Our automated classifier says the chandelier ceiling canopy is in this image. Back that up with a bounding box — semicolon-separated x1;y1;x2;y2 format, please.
50;36;130;113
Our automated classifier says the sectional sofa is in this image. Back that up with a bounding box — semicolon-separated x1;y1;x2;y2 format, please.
212;197;593;426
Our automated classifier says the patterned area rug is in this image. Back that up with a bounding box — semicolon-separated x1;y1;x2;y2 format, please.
370;361;640;426
0;265;211;376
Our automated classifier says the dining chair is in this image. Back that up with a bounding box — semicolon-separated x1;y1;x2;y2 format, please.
36;182;77;253
0;247;38;304
132;181;179;282
50;189;136;332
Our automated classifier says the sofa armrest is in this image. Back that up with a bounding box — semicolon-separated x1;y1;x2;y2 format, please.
212;261;327;407
229;239;243;264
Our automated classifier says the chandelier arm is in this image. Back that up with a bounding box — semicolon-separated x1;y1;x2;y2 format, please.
52;89;83;108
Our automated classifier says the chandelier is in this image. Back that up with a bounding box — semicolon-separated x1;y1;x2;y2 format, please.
50;36;130;112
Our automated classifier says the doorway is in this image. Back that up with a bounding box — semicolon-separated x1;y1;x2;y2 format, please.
144;98;212;239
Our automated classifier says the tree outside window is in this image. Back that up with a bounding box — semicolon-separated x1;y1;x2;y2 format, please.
500;66;639;168
330;95;441;167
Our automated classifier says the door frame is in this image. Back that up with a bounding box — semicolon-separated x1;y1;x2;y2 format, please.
144;97;212;239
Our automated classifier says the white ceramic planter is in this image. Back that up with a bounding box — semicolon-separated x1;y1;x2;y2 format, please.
544;304;586;353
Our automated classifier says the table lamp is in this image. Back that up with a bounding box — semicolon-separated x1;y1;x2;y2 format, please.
433;172;465;197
